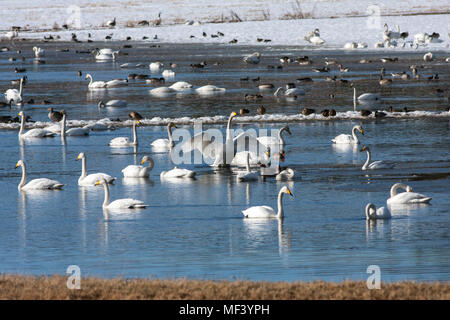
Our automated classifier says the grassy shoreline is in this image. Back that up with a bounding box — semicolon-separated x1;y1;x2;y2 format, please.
0;275;448;300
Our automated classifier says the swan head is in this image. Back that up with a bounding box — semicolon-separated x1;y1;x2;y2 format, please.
360;145;369;152
406;186;413;192
282;125;291;135
141;156;154;165
76;152;85;161
98;100;105;108
365;203;376;219
281;186;294;197
230;111;237;118
15;160;24;168
168;122;177;129
355;125;364;135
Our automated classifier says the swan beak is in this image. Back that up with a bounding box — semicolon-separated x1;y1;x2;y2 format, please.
140;159;145;165
137;120;141;125
360;146;366;152
15;162;20;168
360;129;364;135
408;188;413;192
286;189;294;197
95;180;101;186
232;112;237;117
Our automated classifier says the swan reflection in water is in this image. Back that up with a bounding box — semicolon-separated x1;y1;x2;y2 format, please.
243;218;290;255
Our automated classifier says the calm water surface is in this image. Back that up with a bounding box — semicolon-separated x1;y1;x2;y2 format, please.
0;42;448;281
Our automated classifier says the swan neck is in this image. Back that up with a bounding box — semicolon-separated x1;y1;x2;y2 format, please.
81;156;87;178
147;159;154;171
226;115;234;141
87;75;93;86
132;121;138;145
18;163;26;190
277;190;284;218
19;115;25;135
353;87;356;109
352;126;359;144
362;149;370;170
61;114;66;137
278;128;285;145
102;182;110;207
390;183;407;197
167;125;174;146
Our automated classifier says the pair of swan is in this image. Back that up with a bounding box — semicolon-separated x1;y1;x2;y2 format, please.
5;77;24;104
76;152;115;186
86;74;127;88
18;111;56;139
360;146;395;170
16;160;64;191
151;122;177;148
122;156;154;178
332;125;364;144
242;186;293;219
96;179;147;209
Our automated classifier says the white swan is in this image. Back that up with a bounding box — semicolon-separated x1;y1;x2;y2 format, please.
243;52;261;64
383;23;401;41
354;87;380;102
98;100;127;108
61;113;90;137
169;81;193;91
236;153;260;182
33;46;45;58
96;179;147;209
109;119;139;147
276;167;295;181
151;122;177;148
365;203;391;220
16;160;63;191
122;156;154;178
423;52;433;62
257;126;291;147
160;166;196;178
332;125;364;144
95;50;118;60
162;69;175;78
195;85;226;94
360;146;395;170
306;29;325;45
85;74;107;89
274;87;305;97
387;183;432;204
242;186;293;219
149;86;175;96
76;152;116;186
149;61;164;71
18;111;55;139
106;78;128;87
5;77;24;104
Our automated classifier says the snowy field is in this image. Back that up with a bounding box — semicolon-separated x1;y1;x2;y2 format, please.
0;0;449;50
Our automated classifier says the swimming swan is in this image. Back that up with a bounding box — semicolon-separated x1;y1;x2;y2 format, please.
353;87;380;102
16;160;63;191
243;52;261;64
76;152;116;186
33;47;45;58
365;203;391;220
332;125;364;144
160;166;196;178
387;183;432;204
274;87;305;97
122;156;154;178
18;111;56;139
96;179;148;209
242;186;293;219
85;74;107;89
61;112;90;137
151;122;177;148
98;100;127;108
236;152;260;181
257;125;291;146
360;146;395;170
109;119;139;147
5;77;24;104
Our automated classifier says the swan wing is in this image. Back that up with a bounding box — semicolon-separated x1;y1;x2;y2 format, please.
236;170;259;181
21;129;56;138
387;192;431;204
368;161;395;169
122;165;148;178
109;136;131;146
332;134;354;144
151;138;170;148
66;128;90;136
242;206;276;218
23;178;64;190
107;199;147;209
79;173;115;186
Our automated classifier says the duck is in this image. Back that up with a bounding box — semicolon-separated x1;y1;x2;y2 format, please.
257;106;266;115
365;203;391;220
242;186;293;219
160;166;196;179
48;108;64;122
301;108;315;116
360;145;395;170
151;122;177;149
332;125;363;144
122;156;154;178
15;160;63;191
379;76;392;86
76;152;115;186
386;183;432;204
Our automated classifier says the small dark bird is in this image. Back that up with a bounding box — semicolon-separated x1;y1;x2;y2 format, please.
252;77;260;82
129;111;143;121
360;110;372;117
41;100;52;105
105;34;113;40
126;36;131;41
135;74;149;79
217;32;224;36
400;31;409;39
375;111;387;118
202;32;207;37
142;36;149;40
427;74;439;81
62;24;68;29
48;108;64;122
296;56;309;63
14;67;26;73
380;57;398;63
190;61;206;69
329;109;336;116
229;39;238;43
240;77;249;81
312;67;329;73
285;83;295;89
190;35;195;38
257;106;266;115
128;73;137;80
257;38;263;42
26;99;35;104
302;108;315;115
321;109;330;117
211;34;218;38
244;94;263;101
264;39;271;42
44;35;54;40
138;20;150;26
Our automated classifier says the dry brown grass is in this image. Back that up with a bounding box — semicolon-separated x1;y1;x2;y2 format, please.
0;275;448;300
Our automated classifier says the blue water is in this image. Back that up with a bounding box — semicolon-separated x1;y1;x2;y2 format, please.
0;43;449;282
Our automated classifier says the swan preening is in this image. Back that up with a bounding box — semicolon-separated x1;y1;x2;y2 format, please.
169;81;193;91
16;160;64;191
195;85;226;94
160;166;196;179
243;52;261;64
387;183;432;204
98;99;127;108
304;28;325;45
109;118;140;147
332;125;363;144
96;179;147;209
151;122;177;148
353;87;380;103
360;146;395;170
242;186;293;219
122;156;154;178
76;152;116;186
365;203;391;220
5;77;24;104
18;111;56;139
149;61;164;71
95;49;118;60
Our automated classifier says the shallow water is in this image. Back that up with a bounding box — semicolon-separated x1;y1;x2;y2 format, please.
0;42;449;281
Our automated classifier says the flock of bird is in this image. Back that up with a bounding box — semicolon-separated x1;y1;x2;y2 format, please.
2;29;443;220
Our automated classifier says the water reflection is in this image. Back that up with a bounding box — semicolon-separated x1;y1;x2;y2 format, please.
243;218;290;255
122;177;155;186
